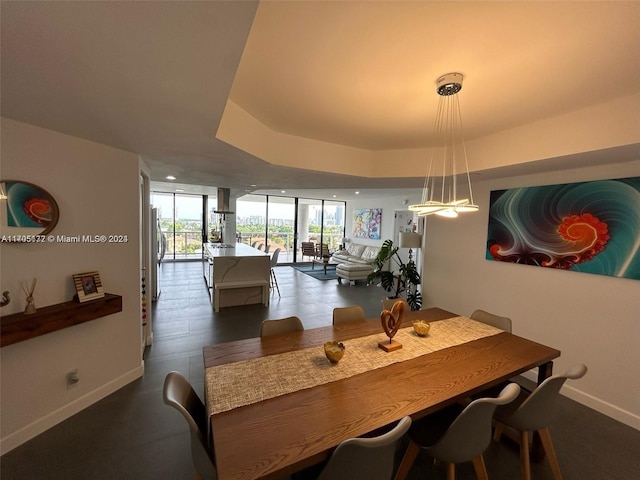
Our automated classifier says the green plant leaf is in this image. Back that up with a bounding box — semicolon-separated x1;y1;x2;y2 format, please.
407;291;422;311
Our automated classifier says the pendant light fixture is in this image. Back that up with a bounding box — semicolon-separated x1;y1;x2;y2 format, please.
409;72;479;218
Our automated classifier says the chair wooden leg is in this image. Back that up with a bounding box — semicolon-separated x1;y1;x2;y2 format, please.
472;455;488;480
394;440;420;480
446;462;455;480
493;421;504;442
520;430;531;480
539;427;563;480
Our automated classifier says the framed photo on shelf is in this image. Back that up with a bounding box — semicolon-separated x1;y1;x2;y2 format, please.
73;271;105;303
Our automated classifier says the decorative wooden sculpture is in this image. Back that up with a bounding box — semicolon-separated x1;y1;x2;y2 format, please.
379;299;406;352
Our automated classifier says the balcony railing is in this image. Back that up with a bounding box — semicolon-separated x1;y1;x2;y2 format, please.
165;230;203;260
239;232;343;263
163;230;344;262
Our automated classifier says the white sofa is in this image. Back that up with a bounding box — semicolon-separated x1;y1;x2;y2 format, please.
332;243;381;266
332;243;381;284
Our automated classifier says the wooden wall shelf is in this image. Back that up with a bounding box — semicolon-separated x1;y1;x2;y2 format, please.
0;293;122;347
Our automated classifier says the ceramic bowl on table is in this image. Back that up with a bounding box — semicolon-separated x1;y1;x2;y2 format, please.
324;341;345;363
413;320;431;337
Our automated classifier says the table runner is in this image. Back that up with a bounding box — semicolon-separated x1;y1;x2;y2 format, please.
205;316;501;415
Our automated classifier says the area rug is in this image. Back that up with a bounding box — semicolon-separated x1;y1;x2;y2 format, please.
291;263;338;281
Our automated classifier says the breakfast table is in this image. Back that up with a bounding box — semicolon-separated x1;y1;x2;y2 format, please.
202;307;560;480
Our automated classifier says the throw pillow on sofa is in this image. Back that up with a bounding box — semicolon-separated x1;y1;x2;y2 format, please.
346;243;366;257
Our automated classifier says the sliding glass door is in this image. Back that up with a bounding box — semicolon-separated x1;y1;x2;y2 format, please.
297;198;323;260
236;194;267;249
267;197;295;262
152;191;346;264
236;194;345;264
323;201;346;252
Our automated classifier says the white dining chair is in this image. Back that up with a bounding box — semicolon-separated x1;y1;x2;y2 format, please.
395;383;521;480
316;416;412;480
493;364;588;480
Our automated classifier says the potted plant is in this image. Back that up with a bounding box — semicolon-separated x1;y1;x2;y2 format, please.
367;239;422;310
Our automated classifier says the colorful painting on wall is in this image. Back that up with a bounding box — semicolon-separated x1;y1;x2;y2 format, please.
353;208;382;240
486;176;640;280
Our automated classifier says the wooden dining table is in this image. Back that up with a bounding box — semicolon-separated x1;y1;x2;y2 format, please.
202;307;560;480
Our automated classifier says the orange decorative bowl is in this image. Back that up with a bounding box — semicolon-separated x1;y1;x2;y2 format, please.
324;341;345;363
413;320;431;337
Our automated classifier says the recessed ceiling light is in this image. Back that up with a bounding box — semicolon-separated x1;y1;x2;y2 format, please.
250;184;257;187
166;175;176;180
281;190;286;193
176;189;184;192
333;195;337;198
355;191;360;195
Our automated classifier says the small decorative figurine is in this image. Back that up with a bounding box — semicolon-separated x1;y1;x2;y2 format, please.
379;299;406;352
22;278;38;314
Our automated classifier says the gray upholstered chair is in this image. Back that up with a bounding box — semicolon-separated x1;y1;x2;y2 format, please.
163;371;217;480
332;305;366;325
260;316;304;337
470;309;512;332
395;383;521;480
316;416;412;480
270;248;281;298
493;364;588;480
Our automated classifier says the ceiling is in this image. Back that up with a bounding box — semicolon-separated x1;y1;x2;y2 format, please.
2;1;639;201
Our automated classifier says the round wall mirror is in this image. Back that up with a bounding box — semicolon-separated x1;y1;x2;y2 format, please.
0;180;60;241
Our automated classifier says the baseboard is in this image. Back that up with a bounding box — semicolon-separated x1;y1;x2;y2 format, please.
0;363;144;455
521;371;640;430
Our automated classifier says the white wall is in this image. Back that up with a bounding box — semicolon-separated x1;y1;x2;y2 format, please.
0;119;144;453
422;159;640;429
345;192;423;247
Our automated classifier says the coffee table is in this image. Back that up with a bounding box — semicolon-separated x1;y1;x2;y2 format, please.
311;257;337;274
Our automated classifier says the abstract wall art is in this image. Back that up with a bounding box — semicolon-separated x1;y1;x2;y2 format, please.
353;208;382;240
486;177;640;280
0;180;59;241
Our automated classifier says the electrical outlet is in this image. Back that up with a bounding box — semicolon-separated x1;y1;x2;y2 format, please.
67;369;80;388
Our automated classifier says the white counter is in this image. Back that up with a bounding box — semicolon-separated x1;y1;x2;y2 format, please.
205;243;268;258
204;243;270;312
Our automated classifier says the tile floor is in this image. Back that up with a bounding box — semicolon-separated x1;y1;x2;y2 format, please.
1;261;639;479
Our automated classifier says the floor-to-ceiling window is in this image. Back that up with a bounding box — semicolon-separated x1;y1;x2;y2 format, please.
236;194;267;250
151;192;203;260
322;200;346;252
298;198;323;256
237;194;345;264
267;196;296;262
152;191;345;263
